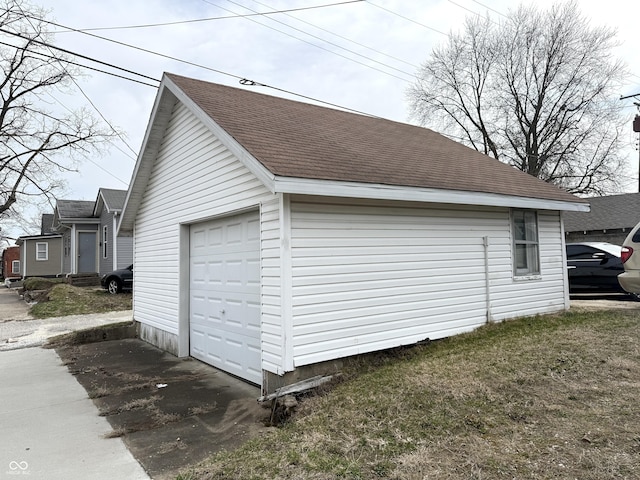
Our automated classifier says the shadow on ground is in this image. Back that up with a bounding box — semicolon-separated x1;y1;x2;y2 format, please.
54;338;272;480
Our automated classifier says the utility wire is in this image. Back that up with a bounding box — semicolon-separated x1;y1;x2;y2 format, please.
11;2;139;185
51;0;364;32
472;0;508;18
214;0;416;80
0;27;160;84
247;0;417;69
18;14;391;115
364;0;447;36
0;39;158;87
201;0;414;82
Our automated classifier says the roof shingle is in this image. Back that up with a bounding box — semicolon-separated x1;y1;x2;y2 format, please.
57;200;96;219
166;73;585;206
564;193;640;232
99;188;127;211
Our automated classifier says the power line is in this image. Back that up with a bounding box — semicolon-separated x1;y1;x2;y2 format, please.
51;0;364;32
472;0;508;18
364;0;448;36
201;0;415;82
247;0;418;69
19;14;389;116
0;39;158;87
0;27;160;84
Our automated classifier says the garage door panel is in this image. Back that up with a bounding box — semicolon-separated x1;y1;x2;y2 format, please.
189;211;261;385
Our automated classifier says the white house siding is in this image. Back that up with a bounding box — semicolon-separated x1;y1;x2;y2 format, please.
488;210;567;319
288;199;567;367
260;195;286;375
133;102;273;352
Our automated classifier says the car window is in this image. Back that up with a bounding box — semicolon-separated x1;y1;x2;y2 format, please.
566;245;599;259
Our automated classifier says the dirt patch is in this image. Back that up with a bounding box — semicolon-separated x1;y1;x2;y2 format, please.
30;284;132;318
55;338;271;480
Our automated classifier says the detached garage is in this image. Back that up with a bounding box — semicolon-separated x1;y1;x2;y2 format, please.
119;73;589;395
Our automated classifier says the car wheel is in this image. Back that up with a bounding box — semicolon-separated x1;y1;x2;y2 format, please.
107;278;122;294
628;292;640;302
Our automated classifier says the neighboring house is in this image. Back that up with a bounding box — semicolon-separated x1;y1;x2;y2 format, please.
118;73;589;394
16;214;63;278
1;245;21;279
52;200;100;274
564;193;640;245
93;188;133;275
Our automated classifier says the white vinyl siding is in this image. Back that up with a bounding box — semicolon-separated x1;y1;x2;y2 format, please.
288;200;566;367
260;195;286;374
133;102;272;338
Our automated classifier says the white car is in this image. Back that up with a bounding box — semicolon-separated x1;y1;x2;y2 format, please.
619;223;640;295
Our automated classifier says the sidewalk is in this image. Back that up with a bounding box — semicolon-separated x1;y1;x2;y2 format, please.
0;347;149;479
0;285;32;321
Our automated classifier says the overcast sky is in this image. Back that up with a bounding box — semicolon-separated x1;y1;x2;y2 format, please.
6;0;640;238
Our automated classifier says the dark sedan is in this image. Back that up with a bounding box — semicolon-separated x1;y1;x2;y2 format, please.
100;264;133;294
566;242;638;299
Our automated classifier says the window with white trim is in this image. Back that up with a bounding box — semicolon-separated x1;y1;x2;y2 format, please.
103;225;108;259
512;209;540;276
36;242;48;261
11;260;20;274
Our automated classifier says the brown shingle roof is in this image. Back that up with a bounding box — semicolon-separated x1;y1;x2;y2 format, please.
166;73;585;205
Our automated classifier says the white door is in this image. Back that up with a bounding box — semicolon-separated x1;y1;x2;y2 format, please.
189;211;261;384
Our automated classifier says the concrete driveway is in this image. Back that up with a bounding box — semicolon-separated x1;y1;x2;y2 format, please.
0;343;149;479
569;293;640;311
0;284;32;321
0;286;269;479
0;286;133;350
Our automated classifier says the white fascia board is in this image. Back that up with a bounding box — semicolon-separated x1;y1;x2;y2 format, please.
163;76;276;193
272;176;590;212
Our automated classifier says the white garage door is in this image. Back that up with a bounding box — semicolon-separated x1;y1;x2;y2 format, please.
189;211;261;384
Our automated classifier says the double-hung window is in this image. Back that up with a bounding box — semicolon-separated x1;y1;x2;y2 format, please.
512;209;540;276
36;242;48;261
11;260;20;274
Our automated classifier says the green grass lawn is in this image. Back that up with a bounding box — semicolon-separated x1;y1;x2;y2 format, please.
177;309;640;480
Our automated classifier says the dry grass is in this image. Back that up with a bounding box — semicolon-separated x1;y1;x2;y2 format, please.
29;284;131;318
177;309;640;480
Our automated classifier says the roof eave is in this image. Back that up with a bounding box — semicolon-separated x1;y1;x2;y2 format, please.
16;234;63;244
273;176;590;212
118;75;276;235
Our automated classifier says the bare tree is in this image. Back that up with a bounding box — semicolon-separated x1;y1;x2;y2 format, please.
0;0;112;221
408;1;628;195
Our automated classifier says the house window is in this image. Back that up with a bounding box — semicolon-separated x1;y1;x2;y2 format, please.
103;225;108;259
512;209;540;276
36;242;48;261
11;260;20;274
